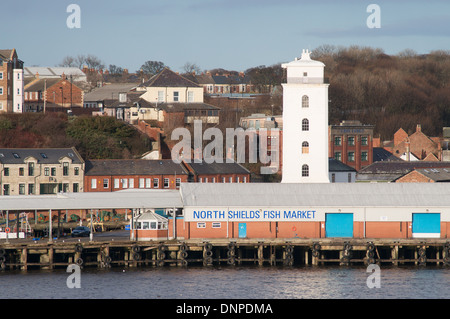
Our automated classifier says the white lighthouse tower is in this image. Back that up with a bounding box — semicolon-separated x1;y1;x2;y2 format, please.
281;49;329;183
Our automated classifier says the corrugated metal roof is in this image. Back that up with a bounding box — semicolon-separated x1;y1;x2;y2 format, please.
0;189;183;211
179;183;450;208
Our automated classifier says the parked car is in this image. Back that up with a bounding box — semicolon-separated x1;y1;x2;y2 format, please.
71;226;91;237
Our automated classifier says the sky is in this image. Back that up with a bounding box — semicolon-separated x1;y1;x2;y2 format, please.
2;0;450;73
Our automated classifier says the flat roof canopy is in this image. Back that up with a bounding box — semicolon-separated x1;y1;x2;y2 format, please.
0;189;183;211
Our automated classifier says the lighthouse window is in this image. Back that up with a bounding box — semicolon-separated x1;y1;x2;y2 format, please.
302;164;309;177
302;95;309;108
302;119;309;131
302;141;309;154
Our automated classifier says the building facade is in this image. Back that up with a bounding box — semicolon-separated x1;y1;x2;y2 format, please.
281;49;329;183
329;120;374;171
84;159;189;192
24;74;84;112
0;148;85;195
0;49;24;113
184;161;251;183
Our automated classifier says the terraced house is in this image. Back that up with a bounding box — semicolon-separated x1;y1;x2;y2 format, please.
0;148;85;195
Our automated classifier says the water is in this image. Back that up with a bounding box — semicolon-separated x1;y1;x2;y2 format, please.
0;265;448;299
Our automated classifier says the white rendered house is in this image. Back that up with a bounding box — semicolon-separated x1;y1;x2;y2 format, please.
281;49;330;183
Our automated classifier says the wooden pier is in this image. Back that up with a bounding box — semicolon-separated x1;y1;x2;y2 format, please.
0;238;449;270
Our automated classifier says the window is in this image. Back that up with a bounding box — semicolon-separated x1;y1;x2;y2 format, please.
40;153;47;159
361;151;368;162
28;162;34;176
3;184;10;195
334;136;342;146
4;167;9;176
348;136;355;146
334;152;342;161
361;136;368;146
0;87;3;95
19;167;24;176
129;178;134;189
222;177;226;183
164;178;169;188
146;178;151;188
28;184;35;195
302;164;309;177
150;222;157;230
13;153;20;159
0;72;2;80
19;184;25;195
331;173;336;183
348;173;352;183
63;162;69;176
73;183;79;193
188;91;194;102
158;91;164;102
122;178;128;188
212;222;221;228
173;91;179;102
74;167;79;175
348;152;355;162
114;179;120;189
153;178;159;188
229;177;233;183
63;183;69;192
51;167;56;176
302;118;309;131
199;177;202;183
103;179;109;188
142;222;149;230
44;167;50;176
197;222;206;229
302;141;309;154
176;178;181;188
243;176;247;183
139;178;145;188
302;95;309;108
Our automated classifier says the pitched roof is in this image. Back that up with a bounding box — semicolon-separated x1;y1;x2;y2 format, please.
0;49;13;60
0;148;84;164
328;158;356;172
84;83;138;101
180;182;450;208
141;68;200;88
85;159;189;176
157;102;220;113
24;78;63;92
186;161;250;175
414;168;450;182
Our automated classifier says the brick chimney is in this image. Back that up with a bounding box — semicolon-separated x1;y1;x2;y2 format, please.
416;124;422;132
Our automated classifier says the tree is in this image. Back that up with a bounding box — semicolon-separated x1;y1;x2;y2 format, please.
182;62;201;75
139;61;167;76
59;56;76;67
108;64;124;76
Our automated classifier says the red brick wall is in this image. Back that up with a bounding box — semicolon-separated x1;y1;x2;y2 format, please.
46;78;83;107
84;174;189;192
395;170;433;183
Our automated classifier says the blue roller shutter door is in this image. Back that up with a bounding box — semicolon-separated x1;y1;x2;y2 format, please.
325;213;354;238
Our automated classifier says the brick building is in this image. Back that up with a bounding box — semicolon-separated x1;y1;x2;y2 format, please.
84;159;189;192
0;49;24;113
390;125;441;161
24;73;83;112
329;120;374;171
184;160;251;183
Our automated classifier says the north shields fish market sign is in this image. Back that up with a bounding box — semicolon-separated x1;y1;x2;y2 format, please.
184;208;319;222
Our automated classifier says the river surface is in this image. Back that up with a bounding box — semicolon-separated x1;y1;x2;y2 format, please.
0;265;448;299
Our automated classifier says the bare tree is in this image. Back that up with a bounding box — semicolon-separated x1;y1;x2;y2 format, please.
182;62;201;75
139;61;167;76
59;56;76;67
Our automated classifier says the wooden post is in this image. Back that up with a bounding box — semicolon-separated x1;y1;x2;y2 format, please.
21;248;27;271
258;244;264;266
392;245;399;266
305;249;309;265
